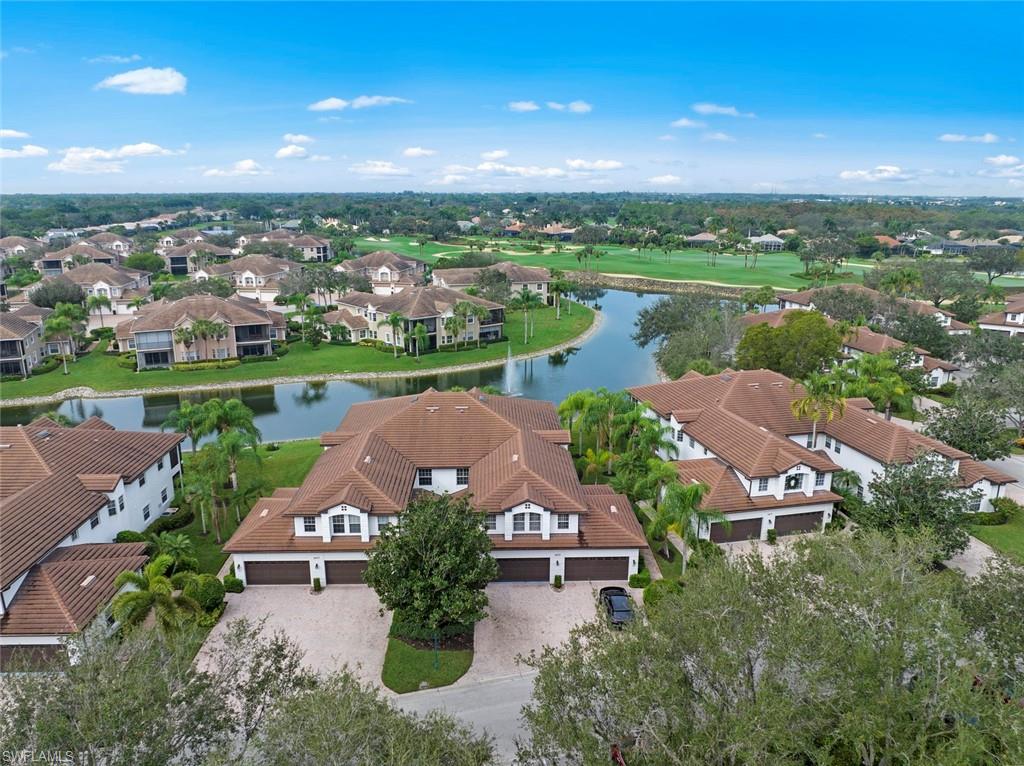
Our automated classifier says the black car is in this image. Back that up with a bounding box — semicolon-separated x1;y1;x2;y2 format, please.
599;586;634;627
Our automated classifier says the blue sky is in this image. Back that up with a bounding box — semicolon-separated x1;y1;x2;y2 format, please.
1;2;1022;195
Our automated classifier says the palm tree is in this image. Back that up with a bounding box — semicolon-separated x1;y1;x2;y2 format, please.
558;389;593;454
790;373;847;447
549;270;572;319
162;400;213;454
468;304;490;348
204;398;261;440
880;267;921;299
635;458;679;506
148;532;199;575
838;353;911;421
129;295;149;311
444;314;466;351
192;443;231;544
385;312;405;357
831;469;862;503
654;482;727;573
582;448;614;483
111;555;201;633
173;326;196;359
518;287;544;339
218;428;259;490
86;294;112;328
410;322;429;360
44;315;74;375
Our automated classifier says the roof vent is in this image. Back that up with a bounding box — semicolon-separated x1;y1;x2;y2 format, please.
36;430;51;439
364;455;372;463
80;575;96;588
771;382;783;388
512;453;519;462
425;406;440;413
455;406;468;413
748;383;760;389
0;444;10;450
610;505;618;513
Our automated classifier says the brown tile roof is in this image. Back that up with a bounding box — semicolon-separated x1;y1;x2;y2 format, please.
164;242;233;258
0;542;148;636
338;286;502;319
57;262;149;287
434;262;551;287
0;422;182;589
0;236;40;250
46;243;111;262
978;297;1024;327
958;459;1015;487
781;283;959;322
10;305;53;325
210;254;296;277
85;232;131;246
0;313;39;340
322;308;368;330
337;250;420;272
76;416;116;431
226;390;639;554
289;234;331;248
119;295;283;336
674;458;842;514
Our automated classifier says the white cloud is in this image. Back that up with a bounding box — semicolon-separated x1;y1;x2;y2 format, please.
979;162;1024;179
670;117;705;129
702;132;735;142
648;174;681;185
402;146;437;158
567;100;592;113
481;149;509;161
308;154;331;162
657;134;676;141
349;160;411;177
275;144;308;159
430;174;469;185
565;158;624;171
203;159;269;177
0;129;30;138
95;67;186;95
812;132;828;140
984;154;1020;167
839;165;915;182
283;133;314;144
48;142;179;173
508;100;541;112
308;95;411;112
476;161;565;178
87;53;141;64
0;144;48;159
546;101;566;111
543;100;591;113
938;132;999;143
692;102;755;118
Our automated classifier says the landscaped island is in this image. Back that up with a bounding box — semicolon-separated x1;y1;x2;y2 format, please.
0;303;595;403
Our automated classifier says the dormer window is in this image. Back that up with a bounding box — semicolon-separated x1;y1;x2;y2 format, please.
513;512;542;532
456;467;469;485
332;515;361;535
757;478;769;492
303;516;317;532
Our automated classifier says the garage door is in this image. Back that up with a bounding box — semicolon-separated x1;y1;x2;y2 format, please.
565;556;629;581
0;644;66;671
496;558;550;582
709;517;762;543
325;560;367;585
244;561;310;585
774;511;824;536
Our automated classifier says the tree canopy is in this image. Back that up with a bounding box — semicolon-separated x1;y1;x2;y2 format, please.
735;310;841;379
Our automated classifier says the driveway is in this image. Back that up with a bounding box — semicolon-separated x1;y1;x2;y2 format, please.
464;582;606;683
198;585;391;684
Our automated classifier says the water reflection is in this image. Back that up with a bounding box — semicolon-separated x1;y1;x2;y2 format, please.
2;289;664;442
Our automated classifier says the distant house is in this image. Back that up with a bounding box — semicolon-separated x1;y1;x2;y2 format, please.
685;232;718;248
432;261;551;303
873;235;900;250
748;233;785;252
33;244;124;276
235;231;332;262
0;312;44;378
977;297;1024;338
161;242;234;276
501;222;526;238
0;236;41;258
0;418;183;668
335;251;426;296
539;222;577;241
35;264;152;330
117;295;285;369
455;220;475;233
194;254;301;305
84;232;134;256
335;286;504;349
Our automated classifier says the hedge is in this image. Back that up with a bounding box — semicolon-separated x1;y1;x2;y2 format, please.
89;327;115;340
183;574;226;612
116;352;138;369
31;357;62;376
643;578;684;608
240;355;279;364
171;359;241;372
145;506;194;535
115;530;149;544
223;575;245;593
628;570;651;589
389;610;472;641
973;497;1023;526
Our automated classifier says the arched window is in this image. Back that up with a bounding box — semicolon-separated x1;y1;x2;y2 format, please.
512;512;542;533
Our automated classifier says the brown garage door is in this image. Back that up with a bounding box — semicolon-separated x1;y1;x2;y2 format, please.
709;517;762;543
0;644;67;671
496;558;550;582
774;511;824;536
325;560;367;585
244;560;310;585
565;556;629;581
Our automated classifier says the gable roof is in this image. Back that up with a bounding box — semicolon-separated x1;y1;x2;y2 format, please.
338;286;502;318
119;294;284;335
0;312;39;341
674;458;842;514
55;262;148;287
337;250;419;272
433;261;551;286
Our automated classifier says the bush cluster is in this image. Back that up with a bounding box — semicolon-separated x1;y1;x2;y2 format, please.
170;359;241;372
389;610;473;641
183;573;226;612
973;497;1022;526
929;381;958;397
114;530;148;544
116;352;138;369
239;355;279;364
89;327;115;341
628;570;651;589
642;577;684;608
145;506;194;535
223;575;244;593
30;357;62;375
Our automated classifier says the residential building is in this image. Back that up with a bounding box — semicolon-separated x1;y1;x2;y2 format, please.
501;222;525;237
116;294;285;368
236;231;332;261
321;308;370;340
748;233;785;252
33;243;124;276
224;390;646;585
740;309;959;387
539;222;577;241
0;236;41;258
335;286;504;349
778;284;972;335
84;232;134;256
873;235;900;250
0;418;183;665
432;262;551;303
193;254;300;305
977;296;1024;338
28;263;152;330
628;369;1015;543
0;312;44;378
335;250;426;295
684;232;718;247
160;242;234;275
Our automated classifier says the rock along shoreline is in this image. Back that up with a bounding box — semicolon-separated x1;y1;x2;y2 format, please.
0;309;604;409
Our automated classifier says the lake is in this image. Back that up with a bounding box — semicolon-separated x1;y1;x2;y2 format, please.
0;289;663;443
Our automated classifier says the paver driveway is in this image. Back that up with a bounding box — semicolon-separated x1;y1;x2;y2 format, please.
462;582;605;683
199;585;391;684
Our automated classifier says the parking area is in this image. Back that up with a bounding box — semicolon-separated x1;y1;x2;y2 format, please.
463;582;609;683
198;585;391;684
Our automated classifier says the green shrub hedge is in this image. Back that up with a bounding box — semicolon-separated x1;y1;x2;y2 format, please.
183;573;226;612
145;506;194;535
929;381;958;398
170;359;241;372
116;352;138;369
115;530;148;544
31;357;62;375
223;575;245;593
89;327;115;340
973;497;1023;526
239;355;279;364
628;571;651;588
389;610;472;641
643;578;684;608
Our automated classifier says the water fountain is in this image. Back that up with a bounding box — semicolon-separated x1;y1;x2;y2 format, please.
503;342;516;395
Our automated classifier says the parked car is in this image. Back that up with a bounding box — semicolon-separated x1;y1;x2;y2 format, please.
599;586;634;627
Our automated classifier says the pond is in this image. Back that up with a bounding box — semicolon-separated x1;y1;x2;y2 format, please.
1;289;664;444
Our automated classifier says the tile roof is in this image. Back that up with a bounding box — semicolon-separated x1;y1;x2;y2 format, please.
164;242;233;258
206;254;296;278
337;250;419;272
0;421;182;589
0;312;39;340
119;294;284;335
85;232;131;245
433;262;551;287
978;297;1024;327
10;305;53;325
226;390;639;554
781;283;959;321
0;543;148;636
674;458;842;514
56;262;149;287
338;286;503;319
322;308;368;329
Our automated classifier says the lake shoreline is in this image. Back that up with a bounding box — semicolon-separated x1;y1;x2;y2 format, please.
0;308;604;408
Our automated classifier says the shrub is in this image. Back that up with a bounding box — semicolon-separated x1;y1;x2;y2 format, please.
930;381;958;397
145;506;194;535
973;497;1022;526
628;571;651;589
170;359;241;371
552;574;563;589
389;610;472;641
273;342;290;357
265;442;280;452
183;574;226;612
89;327;115;340
643;578;684;608
825;514;848;533
285;333;302;344
766;528;778;545
31;357;62;375
115;530;148;544
116;352;138;369
196;602;226;628
312;577;322;592
239;355;278;364
223;575;244;593
1;374;25;383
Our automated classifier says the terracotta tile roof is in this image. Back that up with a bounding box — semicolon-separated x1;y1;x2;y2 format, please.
0;543;148;636
978;297;1024;327
225;390;638;554
0;313;38;340
119;295;283;335
85;232;131;246
958;459;1015;487
674;458;842;514
0;422;182;589
434;262;551;287
56;262;149;287
781;283;960;322
337;251;419;272
77;416;116;431
164;242;233;258
338;286;503;319
322;308;368;329
10;305;53;325
46;243;111;261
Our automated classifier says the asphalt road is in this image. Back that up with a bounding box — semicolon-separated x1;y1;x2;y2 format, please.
394;672;537;763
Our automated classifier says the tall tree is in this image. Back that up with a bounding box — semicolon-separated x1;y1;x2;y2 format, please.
790;372;846;444
410;322;429;360
968;245;1021;285
385;311;405;357
923;393;1015;460
833;352;911;420
111;554;201;633
162;399;213;454
735;311;841;379
85;294;112;328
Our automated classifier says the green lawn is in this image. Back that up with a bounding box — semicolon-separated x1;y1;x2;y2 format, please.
1;304;593;401
178;439;323;574
972;514;1024;565
380;637;473;693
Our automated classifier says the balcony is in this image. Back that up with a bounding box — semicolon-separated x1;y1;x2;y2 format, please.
235;325;270;343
